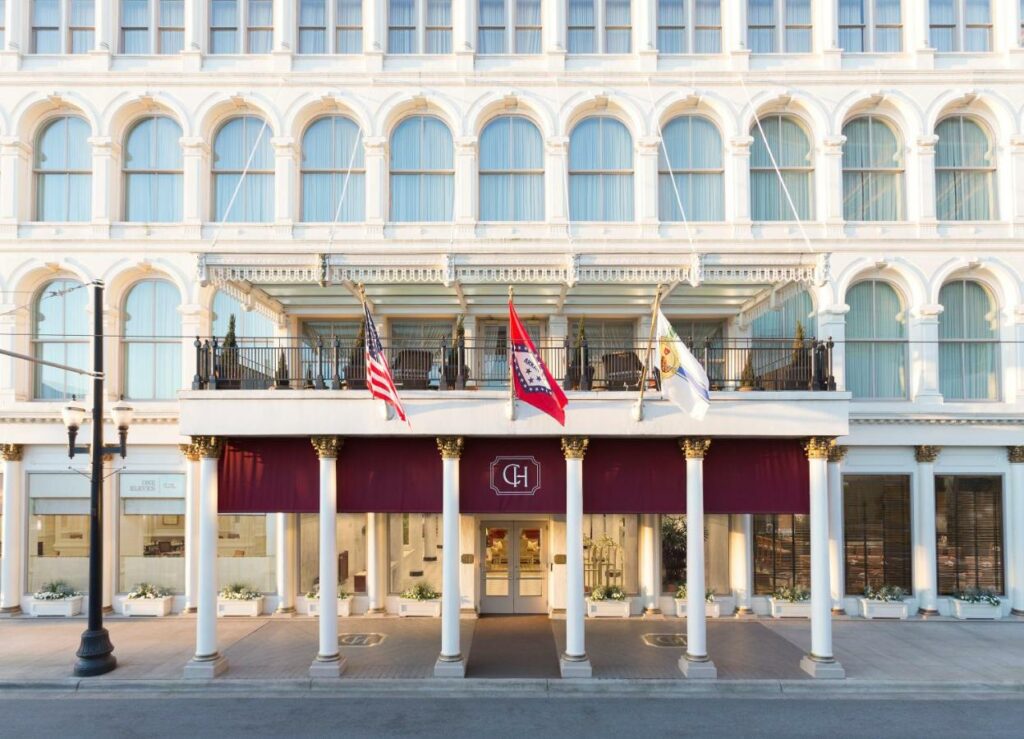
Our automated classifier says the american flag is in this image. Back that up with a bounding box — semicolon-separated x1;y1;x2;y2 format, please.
363;303;407;423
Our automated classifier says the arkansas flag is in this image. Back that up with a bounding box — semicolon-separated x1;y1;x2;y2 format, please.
509;298;568;425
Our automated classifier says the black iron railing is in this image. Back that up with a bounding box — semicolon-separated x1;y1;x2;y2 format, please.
192;336;835;392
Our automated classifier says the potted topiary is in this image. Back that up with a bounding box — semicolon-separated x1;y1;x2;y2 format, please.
769;585;811;618
29;580;83;617
565;319;595;391
304;585;353;617
443;315;470;390
674;586;721;618
217;583;264;617
950;587;1002;620
398;582;441;617
586;584;631;618
219;314;240;389
123;582;174;617
859;585;909;620
738;350;758;391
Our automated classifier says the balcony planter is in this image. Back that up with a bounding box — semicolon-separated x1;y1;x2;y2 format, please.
304;592;353;617
951;589;1002;620
769;587;812;618
586;585;631;618
859;585;909;620
217;583;263;617
124;583;174;617
29;581;83;617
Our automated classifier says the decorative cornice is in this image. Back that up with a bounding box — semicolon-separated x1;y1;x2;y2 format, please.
0;443;24;462
191;436;224;459
311;435;343;459
914;445;941;463
0;415;179;425
805;437;836;460
680;438;712;459
827;444;848;463
561;436;589;460
179;442;201;462
850;416;1023;426
436;436;464;459
1009;446;1024;464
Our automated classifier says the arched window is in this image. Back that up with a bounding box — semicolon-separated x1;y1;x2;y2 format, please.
123;280;182;400
750;115;813;221
33;279;88;399
389;115;453;222
845;280;907;399
479;116;544;221
935;116;994;221
842;116;902;221
124;116;183;222
212;116;274;223
301;116;365;222
212;290;276;340
939;279;999;400
658;115;724;222
35;116;91;222
569;116;634;221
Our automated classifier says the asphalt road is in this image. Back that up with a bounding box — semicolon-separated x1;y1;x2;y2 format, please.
2;695;1022;738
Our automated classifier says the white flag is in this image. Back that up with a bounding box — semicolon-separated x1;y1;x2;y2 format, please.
652;309;710;420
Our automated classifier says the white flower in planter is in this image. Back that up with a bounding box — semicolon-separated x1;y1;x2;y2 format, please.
126;582;173;600
218;583;263;601
32;580;82;601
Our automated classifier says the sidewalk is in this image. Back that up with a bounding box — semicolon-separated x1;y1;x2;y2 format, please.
1;615;1023;695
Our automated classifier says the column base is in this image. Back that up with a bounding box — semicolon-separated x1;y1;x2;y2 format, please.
364;607;387;617
273;606;297;618
918;608;940;617
309;655;346;678
831;608;846;616
559;654;592;678
1011;609;1024;617
459;608;479;619
642;607;664;619
733;607;757;618
184;654;229;679
678;655;718;679
0;606;22;617
102;605;114;614
800;655;845;679
433;654;466;678
181;606;197;615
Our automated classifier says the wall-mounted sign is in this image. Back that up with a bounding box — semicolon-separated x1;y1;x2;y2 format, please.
489;456;541;496
120;473;186;499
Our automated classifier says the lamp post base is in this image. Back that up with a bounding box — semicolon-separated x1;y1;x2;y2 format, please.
74;627;117;677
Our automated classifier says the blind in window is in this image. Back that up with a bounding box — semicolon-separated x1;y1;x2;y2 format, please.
843;475;912;594
936;475;1004;595
753;513;810;594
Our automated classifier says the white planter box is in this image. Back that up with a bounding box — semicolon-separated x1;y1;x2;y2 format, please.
217;597;264;617
124;596;173;617
398;598;441;617
29;596;83;617
674;600;722;618
951;600;1002;620
859;599;909;620
305;596;353;617
587;597;631;618
769;598;812;618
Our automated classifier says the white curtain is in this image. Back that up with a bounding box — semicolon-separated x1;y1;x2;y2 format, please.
388;0;415;52
842;116;901;221
752;290;814;339
929;0;954;51
121;0;150;53
69;0;95;52
570;117;634;221
657;0;686;53
747;0;775;52
479;116;543;221
479;0;506;53
124;116;184;223
124;280;182;400
210;0;238;53
337;0;363;52
301;116;365;222
939;280;998;400
935;117;993;221
964;0;991;52
34;279;89;399
838;0;863;51
515;0;541;52
568;0;595;52
213;116;273;222
874;0;901;51
426;0;452;53
298;0;326;53
390;115;454;222
605;0;632;53
750;115;812;221
845;281;907;399
659;115;724;221
159;0;185;53
36;116;92;222
247;0;273;53
784;0;810;52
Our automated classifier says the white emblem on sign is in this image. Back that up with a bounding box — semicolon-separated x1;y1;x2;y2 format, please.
489;456;541;496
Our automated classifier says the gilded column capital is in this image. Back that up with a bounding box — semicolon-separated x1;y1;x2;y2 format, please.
680;438;712;459
179;442;201;462
311;436;343;459
805;437;836;460
436;436;464;460
0;443;24;462
914;445;941;464
1008;446;1024;464
827;445;848;464
191;436;224;459
561;436;589;460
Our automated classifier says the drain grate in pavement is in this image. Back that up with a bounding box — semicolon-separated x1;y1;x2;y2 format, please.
339;633;385;647
642;633;688;648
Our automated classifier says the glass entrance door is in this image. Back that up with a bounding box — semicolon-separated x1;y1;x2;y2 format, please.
480;521;547;614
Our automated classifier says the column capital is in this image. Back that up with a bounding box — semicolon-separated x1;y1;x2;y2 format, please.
915;134;940;153
311;435;343;459
680;438;712;459
805;437;836;460
561;436;589;460
436;436;464;459
820;135;847;155
827;445;848;464
1008;446;1024;464
0;443;23;461
914;445;941;463
179;442;201;462
191;436;224;459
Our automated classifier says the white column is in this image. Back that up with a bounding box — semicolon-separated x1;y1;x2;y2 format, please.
366;512;386;613
102;458;116;611
636;136;660;229
183;0;206;60
827;446;846;613
453;136;478;231
275;513;297;614
271;136;296;226
179;138;209;226
560;437;592;678
1;0;20;52
910;305;944;402
679;439;716;678
728;514;753;614
801;438;845;678
913;135;939;223
821;136;846;226
727;135;753;224
0;445;24;614
363;137;388;230
545;136;569;227
435;437;465;677
181;443;200;613
0;138;30;223
639;513;661;615
1009;447;1024;615
636;0;657;67
453;0;475;69
310;437;343;677
88;137;116;226
543;0;566;68
184;437;227;678
914;445;940;615
272;0;295;68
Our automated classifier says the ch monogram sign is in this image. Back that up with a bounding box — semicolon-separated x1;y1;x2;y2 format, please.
489;456;542;496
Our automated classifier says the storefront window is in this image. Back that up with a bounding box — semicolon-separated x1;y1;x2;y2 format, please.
753;513;810;594
28;473;90;593
118;473;186;593
660;514;729;595
389;513;443;594
936;475;1004;595
217;514;275;594
299;513;368;594
843;475;911;594
583;514;638;594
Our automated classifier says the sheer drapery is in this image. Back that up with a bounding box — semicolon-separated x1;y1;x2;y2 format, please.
123;0;183;53
938;280;999;400
247;0;273;53
747;0;775;52
298;0;327;53
751;290;814;339
389;0;415;52
69;0;95;53
605;0;632;53
337;0;363;52
569;117;634;221
838;0;865;51
124;280;182;400
159;0;185;52
388;1;451;54
930;0;991;51
658;1;722;53
516;0;541;52
212;290;277;339
568;0;595;52
210;0;238;53
124;116;183;222
301;116;365;222
845;281;907;399
658;115;724;221
748;0;810;52
480;116;544;221
842;116;902;221
478;0;506;53
32;0;62;53
212;116;274;223
426;0;452;53
873;0;901;51
390;115;454;222
750;115;812;221
35;116;92;222
34;279;89;399
935;117;994;221
121;0;150;53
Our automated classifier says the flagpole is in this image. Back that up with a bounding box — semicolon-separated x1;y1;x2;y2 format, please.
507;285;516;421
633;284;663;420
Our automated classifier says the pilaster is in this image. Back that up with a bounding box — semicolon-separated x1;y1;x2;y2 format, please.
0;444;25;614
913;445;940;615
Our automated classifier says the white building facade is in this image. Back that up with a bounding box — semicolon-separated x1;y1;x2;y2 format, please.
0;0;1021;679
